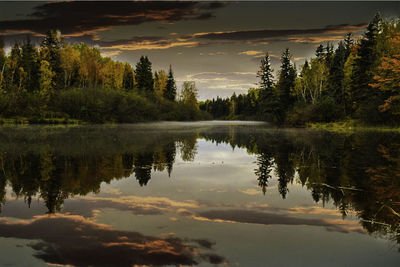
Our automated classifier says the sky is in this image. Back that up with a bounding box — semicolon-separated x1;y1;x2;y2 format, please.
0;1;399;100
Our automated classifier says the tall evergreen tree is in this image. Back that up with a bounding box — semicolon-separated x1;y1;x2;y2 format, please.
344;33;353;57
315;44;325;60
257;53;274;90
327;41;348;106
135;56;153;94
350;12;383;120
21;37;40;92
276;48;296;122
40;30;63;88
257;53;276;115
164;65;177;101
122;63;135;91
9;43;22;88
325;42;334;67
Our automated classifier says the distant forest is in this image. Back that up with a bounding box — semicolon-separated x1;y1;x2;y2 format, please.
0;13;399;126
200;14;400;126
0;31;208;123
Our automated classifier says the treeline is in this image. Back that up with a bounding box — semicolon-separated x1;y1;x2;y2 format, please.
0;30;208;123
201;14;400;126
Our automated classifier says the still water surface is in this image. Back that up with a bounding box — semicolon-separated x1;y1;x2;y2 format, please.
0;121;399;266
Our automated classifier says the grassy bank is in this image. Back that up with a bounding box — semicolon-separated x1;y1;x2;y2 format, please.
0;117;83;125
307;120;400;133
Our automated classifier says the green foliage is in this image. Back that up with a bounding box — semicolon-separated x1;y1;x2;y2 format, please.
163;65;177;101
40;30;63;88
0;31;208;123
54;87;155;123
180;81;198;108
257;53;277;116
135;56;154;95
202;14;400;127
122;63;135;90
287;97;343;126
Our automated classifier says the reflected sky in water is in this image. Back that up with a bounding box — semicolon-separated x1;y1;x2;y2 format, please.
0;122;399;266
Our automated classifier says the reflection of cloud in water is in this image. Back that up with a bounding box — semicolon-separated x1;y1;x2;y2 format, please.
239;188;261;195
0;214;227;266
287;206;356;216
192;209;365;234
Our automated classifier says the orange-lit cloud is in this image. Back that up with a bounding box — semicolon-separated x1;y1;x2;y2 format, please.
192;209;365;234
101;40;201;51
0;214;227;266
239;50;264;56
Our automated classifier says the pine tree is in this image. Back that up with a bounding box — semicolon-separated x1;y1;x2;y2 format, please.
9;43;22;88
135;56;153;94
40;30;63;88
257;53;276;115
164;65;177;101
350;12;383;121
122;63;135;90
315;44;325;60
21;37;40;92
351;14;382;101
327;41;348;106
257;53;274;90
344;33;353;57
276;48;296;122
325;42;334;68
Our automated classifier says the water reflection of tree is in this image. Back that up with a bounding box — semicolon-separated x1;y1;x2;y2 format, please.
203;127;400;247
0;126;187;213
0;125;399;248
248;130;400;248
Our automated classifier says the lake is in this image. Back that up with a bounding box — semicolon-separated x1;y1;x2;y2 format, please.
0;121;399;266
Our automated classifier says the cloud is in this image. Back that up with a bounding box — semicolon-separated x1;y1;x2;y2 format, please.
287;206;356;216
0;196;201;219
287;35;348;44
239;50;264;56
208;51;228;56
100;50;122;57
62;198;166;218
194;209;365;234
191;24;366;41
63;195;200;218
178;72;257;97
0;214;227;266
191;238;216;249
184;72;256;82
0;1;226;38
101;39;202;51
239;188;261;195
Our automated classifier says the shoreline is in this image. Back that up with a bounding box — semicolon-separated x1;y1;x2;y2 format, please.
1;117;399;133
307;121;400;133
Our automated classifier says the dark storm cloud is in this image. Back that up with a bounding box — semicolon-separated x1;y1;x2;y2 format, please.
192;23;366;40
0;214;227;266
97;36;166;46
0;1;226;36
196;209;365;234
